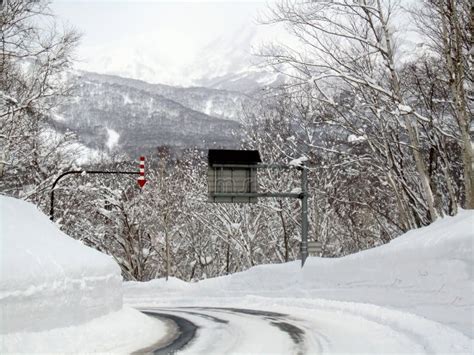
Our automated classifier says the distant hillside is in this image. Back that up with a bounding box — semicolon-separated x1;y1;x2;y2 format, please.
54;71;248;157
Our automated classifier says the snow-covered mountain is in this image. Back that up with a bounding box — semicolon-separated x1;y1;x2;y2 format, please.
55;71;249;157
80;72;252;121
76;25;287;93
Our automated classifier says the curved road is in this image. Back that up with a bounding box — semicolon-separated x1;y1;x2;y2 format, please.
136;307;311;354
132;304;470;354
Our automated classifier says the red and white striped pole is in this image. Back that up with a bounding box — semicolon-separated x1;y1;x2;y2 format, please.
138;156;147;188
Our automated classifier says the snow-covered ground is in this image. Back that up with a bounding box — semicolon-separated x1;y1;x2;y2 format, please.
1;196;472;353
125;211;473;353
0;196;166;352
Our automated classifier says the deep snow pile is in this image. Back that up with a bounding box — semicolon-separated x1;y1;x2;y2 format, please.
0;196;166;352
0;196;122;332
125;210;474;339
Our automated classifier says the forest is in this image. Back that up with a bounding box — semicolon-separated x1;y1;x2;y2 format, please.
1;0;472;281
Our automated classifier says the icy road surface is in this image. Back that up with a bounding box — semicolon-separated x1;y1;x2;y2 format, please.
135;302;472;354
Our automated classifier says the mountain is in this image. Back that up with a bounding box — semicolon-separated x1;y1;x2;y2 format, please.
54;71;250;158
80;72;251;121
75;25;287;93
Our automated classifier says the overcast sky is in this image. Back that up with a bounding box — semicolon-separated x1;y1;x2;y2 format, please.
52;1;276;51
50;1;280;84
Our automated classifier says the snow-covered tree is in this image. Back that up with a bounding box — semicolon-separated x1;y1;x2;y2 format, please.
410;0;473;208
0;0;80;204
258;0;470;230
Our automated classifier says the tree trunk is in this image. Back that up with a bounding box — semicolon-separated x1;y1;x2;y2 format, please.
376;0;439;221
440;0;473;209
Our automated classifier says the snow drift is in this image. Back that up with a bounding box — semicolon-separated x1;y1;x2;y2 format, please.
0;305;166;353
0;196;122;333
0;196;168;352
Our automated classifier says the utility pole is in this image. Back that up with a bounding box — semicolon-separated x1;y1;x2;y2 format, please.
165;229;170;282
300;162;309;266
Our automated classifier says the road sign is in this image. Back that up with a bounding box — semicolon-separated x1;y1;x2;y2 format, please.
307;241;322;254
138;156;147;188
207;149;261;203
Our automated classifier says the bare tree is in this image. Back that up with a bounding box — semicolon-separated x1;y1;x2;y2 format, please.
0;0;80;203
258;0;474;223
410;0;473;208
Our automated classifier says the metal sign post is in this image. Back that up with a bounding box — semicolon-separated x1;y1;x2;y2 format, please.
307;241;322;255
49;158;146;221
300;163;309;266
138;156;147;188
207;150;311;267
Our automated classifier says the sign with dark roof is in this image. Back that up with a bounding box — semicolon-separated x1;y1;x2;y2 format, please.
208;149;261;166
207;149;261;203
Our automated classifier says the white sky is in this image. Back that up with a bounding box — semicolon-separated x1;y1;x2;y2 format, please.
51;1;280;84
52;1;276;51
50;0;420;87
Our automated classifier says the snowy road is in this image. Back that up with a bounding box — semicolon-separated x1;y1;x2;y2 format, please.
135;304;472;354
138;307;310;354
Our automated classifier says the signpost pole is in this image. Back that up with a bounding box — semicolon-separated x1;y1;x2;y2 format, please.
300;163;309;267
138;156;147;188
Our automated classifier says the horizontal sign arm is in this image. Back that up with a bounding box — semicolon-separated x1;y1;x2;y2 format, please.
210;192;304;199
50;169;141;221
210;163;303;170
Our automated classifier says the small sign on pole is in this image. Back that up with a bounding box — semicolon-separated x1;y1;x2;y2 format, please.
138;156;147;188
207;149;261;203
307;241;322;255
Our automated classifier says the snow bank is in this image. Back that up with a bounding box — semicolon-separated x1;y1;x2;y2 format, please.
127;276;189;292
0;306;167;353
125;210;474;339
0;196;169;353
0;196;122;333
